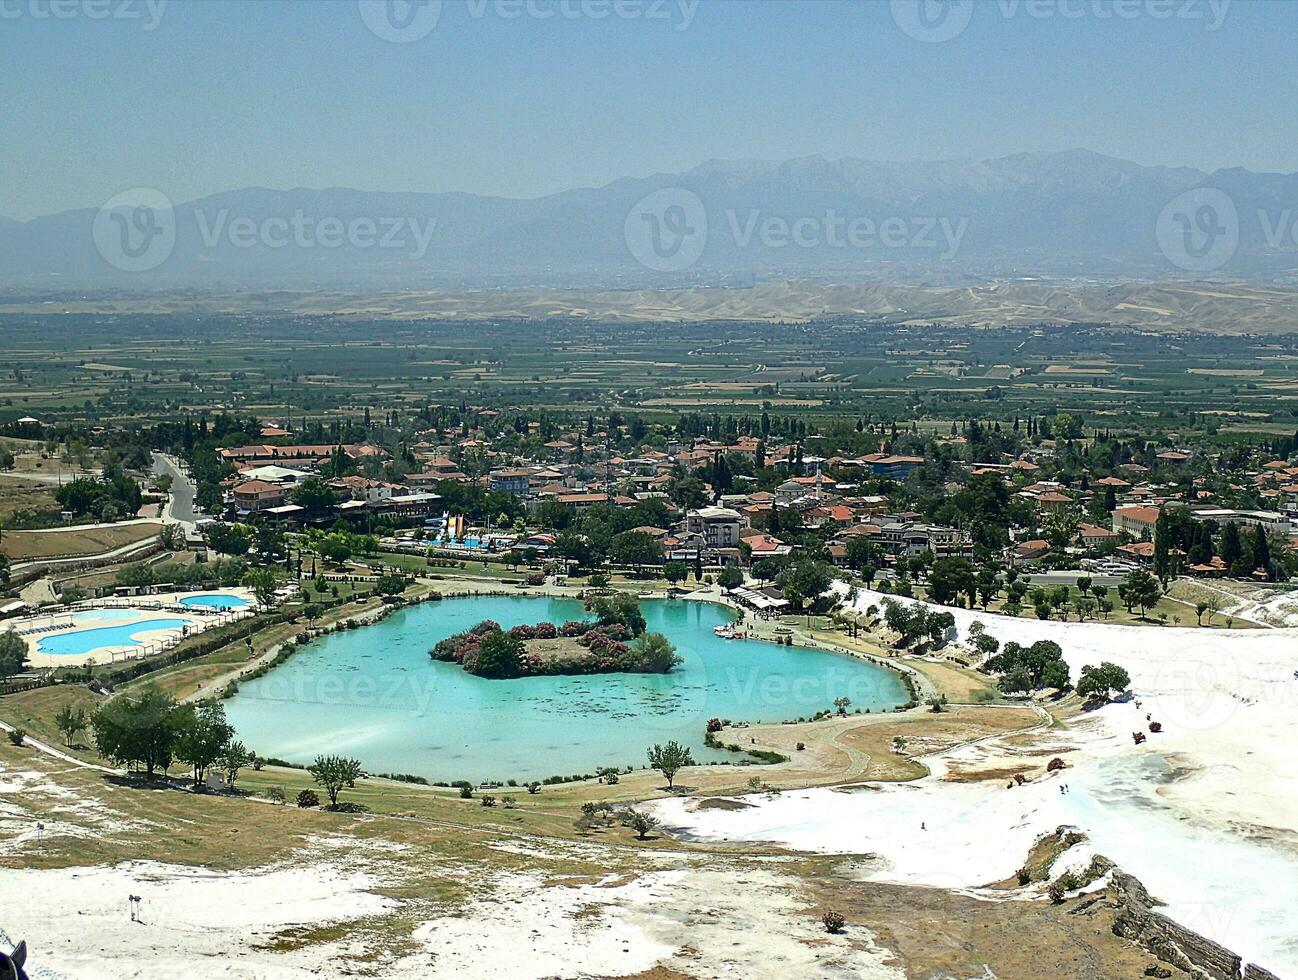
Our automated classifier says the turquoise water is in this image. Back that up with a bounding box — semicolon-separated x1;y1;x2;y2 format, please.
224;595;908;782
179;594;249;610
38;618;192;656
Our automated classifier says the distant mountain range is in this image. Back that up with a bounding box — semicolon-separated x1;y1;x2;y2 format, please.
3;150;1298;288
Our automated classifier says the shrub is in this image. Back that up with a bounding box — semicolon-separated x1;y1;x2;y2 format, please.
822;910;846;934
796;741;805;751
6;728;25;747
626;809;660;840
459;784;473;799
480;795;496;807
266;785;286;805
526;781;541;794
296;789;320;808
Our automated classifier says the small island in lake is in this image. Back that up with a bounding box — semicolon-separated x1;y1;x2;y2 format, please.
429;594;683;680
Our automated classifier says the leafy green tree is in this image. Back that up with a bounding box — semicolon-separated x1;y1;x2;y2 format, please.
630;632;682;673
54;703;88;747
472;631;524;679
647;740;694;789
663;560;689;586
290;477;339;519
1117;569;1161;619
174;701;234;787
308;754;363;807
242;567;278;608
0;630;29;681
1076;662;1131;702
374;572;409;597
777;559;834;615
219;740;252;790
92;687;184;778
716;564;743;591
627;809;660;840
584;593;646;637
611;531;662;575
928;557;975;606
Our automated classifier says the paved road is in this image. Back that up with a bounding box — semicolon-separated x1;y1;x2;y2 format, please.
151;452;198;527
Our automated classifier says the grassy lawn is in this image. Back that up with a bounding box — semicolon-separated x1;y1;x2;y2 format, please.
2;521;161;561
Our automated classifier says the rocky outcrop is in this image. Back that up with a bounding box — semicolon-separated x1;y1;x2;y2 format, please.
1107;870;1242;980
1243;966;1282;980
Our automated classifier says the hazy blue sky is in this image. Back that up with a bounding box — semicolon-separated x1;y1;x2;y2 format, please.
2;0;1295;219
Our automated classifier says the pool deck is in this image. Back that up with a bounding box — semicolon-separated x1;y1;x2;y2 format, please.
9;588;257;669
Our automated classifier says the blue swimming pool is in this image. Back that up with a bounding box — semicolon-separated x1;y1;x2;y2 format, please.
179;594;249;610
37;618;192;656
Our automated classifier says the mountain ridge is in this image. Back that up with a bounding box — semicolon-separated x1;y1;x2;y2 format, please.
2;150;1296;287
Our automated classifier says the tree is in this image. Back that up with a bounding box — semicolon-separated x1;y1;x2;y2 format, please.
1195;601;1210;626
54;703;88;747
631;632;682;673
647;740;694;789
716;564;743;591
1248;525;1272;577
92;687;184;778
291;477;339;519
0;630;28;681
174;701;234;787
663;560;689;586
584;593;646;637
308;754;363;808
1076;662;1131;703
833;696;851;716
374;572;409;597
1117;569;1161;619
627;809;660;840
242;567;278;608
219;741;252;790
203;521;251;557
928;557;975;607
611;530;662;575
777;559;834;618
472;631;524;679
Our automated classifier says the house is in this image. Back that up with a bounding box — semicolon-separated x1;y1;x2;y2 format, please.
742;532;793;559
1112;505;1161;540
232;479;289;513
488;468;534;496
1077;523;1119;547
682;507;743;549
857;453;924;480
878;520;972;557
1013;539;1051;563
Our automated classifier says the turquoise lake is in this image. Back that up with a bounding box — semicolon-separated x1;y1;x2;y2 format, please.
223;595;908;782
